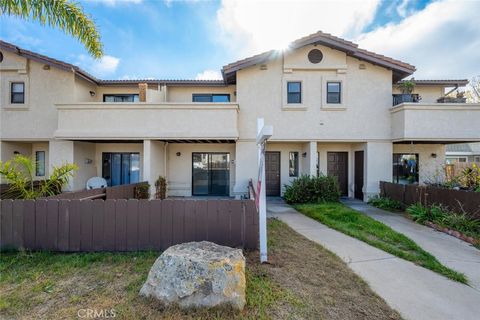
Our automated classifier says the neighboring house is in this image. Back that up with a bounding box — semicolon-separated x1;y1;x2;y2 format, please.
445;143;480;163
1;31;480;200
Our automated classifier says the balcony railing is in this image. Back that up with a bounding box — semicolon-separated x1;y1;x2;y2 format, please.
392;94;420;106
393;94;468;106
55;102;239;140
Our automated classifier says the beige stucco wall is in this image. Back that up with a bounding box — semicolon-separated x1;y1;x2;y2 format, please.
1;51;75;140
167;85;236;102
73;141;96;190
235;44;393;141
391;104;480;142
143;140;167;197
393;144;446;184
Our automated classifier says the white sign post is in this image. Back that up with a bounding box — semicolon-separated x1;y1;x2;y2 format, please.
256;118;273;263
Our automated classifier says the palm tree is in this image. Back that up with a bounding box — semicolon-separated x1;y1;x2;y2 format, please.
1;0;103;58
0;155;78;199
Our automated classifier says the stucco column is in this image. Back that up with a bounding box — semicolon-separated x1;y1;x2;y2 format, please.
49;140;74;191
307;141;317;176
364;141;392;201
143;140;166;198
233;141;258;198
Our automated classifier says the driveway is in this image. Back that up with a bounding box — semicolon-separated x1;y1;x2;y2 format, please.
342;198;480;291
267;199;480;320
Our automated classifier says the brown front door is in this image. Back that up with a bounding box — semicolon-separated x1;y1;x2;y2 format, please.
327;152;348;196
265;152;281;196
354;151;364;200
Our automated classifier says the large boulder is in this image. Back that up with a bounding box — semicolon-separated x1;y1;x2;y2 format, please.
139;241;246;310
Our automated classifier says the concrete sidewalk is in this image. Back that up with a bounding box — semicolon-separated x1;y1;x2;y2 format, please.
342;198;480;291
267;199;480;320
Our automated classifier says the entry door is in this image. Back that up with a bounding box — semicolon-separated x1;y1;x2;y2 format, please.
102;153;140;186
354;151;364;200
327;152;348;196
192;153;230;196
265;152;281;196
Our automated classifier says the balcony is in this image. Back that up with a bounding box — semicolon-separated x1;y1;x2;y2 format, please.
390;103;480;142
393;94;467;106
55;103;239;140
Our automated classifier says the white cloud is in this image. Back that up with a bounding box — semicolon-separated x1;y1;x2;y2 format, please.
216;0;381;57
195;69;223;80
356;0;480;79
77;55;120;77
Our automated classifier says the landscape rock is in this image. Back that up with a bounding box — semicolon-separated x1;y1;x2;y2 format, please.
139;241;246;310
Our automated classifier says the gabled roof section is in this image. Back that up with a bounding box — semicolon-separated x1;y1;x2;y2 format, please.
222;31;417;84
396;79;469;86
0;40;227;86
0;39;99;84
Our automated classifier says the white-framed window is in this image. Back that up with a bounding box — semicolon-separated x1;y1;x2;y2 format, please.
474;156;480;163
326;82;341;104
289;152;299;177
36;151;46;176
287;81;302;104
11;82;25;104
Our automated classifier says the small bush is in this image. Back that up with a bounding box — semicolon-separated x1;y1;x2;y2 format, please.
283;175;340;204
368;196;402;211
406;203;431;223
134;183;150;199
155;176;167;199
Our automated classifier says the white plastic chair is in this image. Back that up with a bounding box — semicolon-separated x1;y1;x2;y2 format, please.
86;177;108;190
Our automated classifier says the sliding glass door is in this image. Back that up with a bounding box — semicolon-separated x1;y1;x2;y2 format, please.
192;153;230;196
102;153;140;186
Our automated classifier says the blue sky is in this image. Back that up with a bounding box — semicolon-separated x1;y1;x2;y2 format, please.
1;0;478;80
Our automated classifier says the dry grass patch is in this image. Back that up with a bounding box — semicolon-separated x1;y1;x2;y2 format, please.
0;219;401;319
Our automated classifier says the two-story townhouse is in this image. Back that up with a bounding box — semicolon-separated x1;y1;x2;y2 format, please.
1;31;479;200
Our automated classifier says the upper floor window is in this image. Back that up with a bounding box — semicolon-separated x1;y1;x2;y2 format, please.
287;82;301;104
103;94;139;102
327;82;341;104
11;82;25;104
192;94;230;103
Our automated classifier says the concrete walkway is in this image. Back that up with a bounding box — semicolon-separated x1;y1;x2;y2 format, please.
267;199;480;320
342;198;480;291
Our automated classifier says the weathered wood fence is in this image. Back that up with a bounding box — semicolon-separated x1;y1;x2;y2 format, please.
380;181;480;219
0;199;258;252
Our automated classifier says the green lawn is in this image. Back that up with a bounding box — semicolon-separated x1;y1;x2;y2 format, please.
294;202;467;284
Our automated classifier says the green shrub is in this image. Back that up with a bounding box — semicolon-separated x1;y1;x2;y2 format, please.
283;175;340;204
406;203;431;223
134;183;150;199
407;203;480;239
368;196;402;211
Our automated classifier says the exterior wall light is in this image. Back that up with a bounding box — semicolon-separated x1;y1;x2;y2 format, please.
176;152;181;157
89;91;96;97
431;153;437;158
302;152;307;158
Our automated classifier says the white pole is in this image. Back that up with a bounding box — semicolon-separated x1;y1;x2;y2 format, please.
257;118;268;263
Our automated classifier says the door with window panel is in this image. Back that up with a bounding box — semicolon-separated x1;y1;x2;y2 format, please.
192;153;230;196
102;153;140;186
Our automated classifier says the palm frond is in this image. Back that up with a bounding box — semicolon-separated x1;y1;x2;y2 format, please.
0;0;103;58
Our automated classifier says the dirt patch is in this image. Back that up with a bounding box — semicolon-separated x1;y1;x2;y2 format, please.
0;220;402;319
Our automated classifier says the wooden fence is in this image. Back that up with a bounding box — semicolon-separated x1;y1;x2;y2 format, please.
380;181;480;219
45;182;149;200
0;199;258;252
